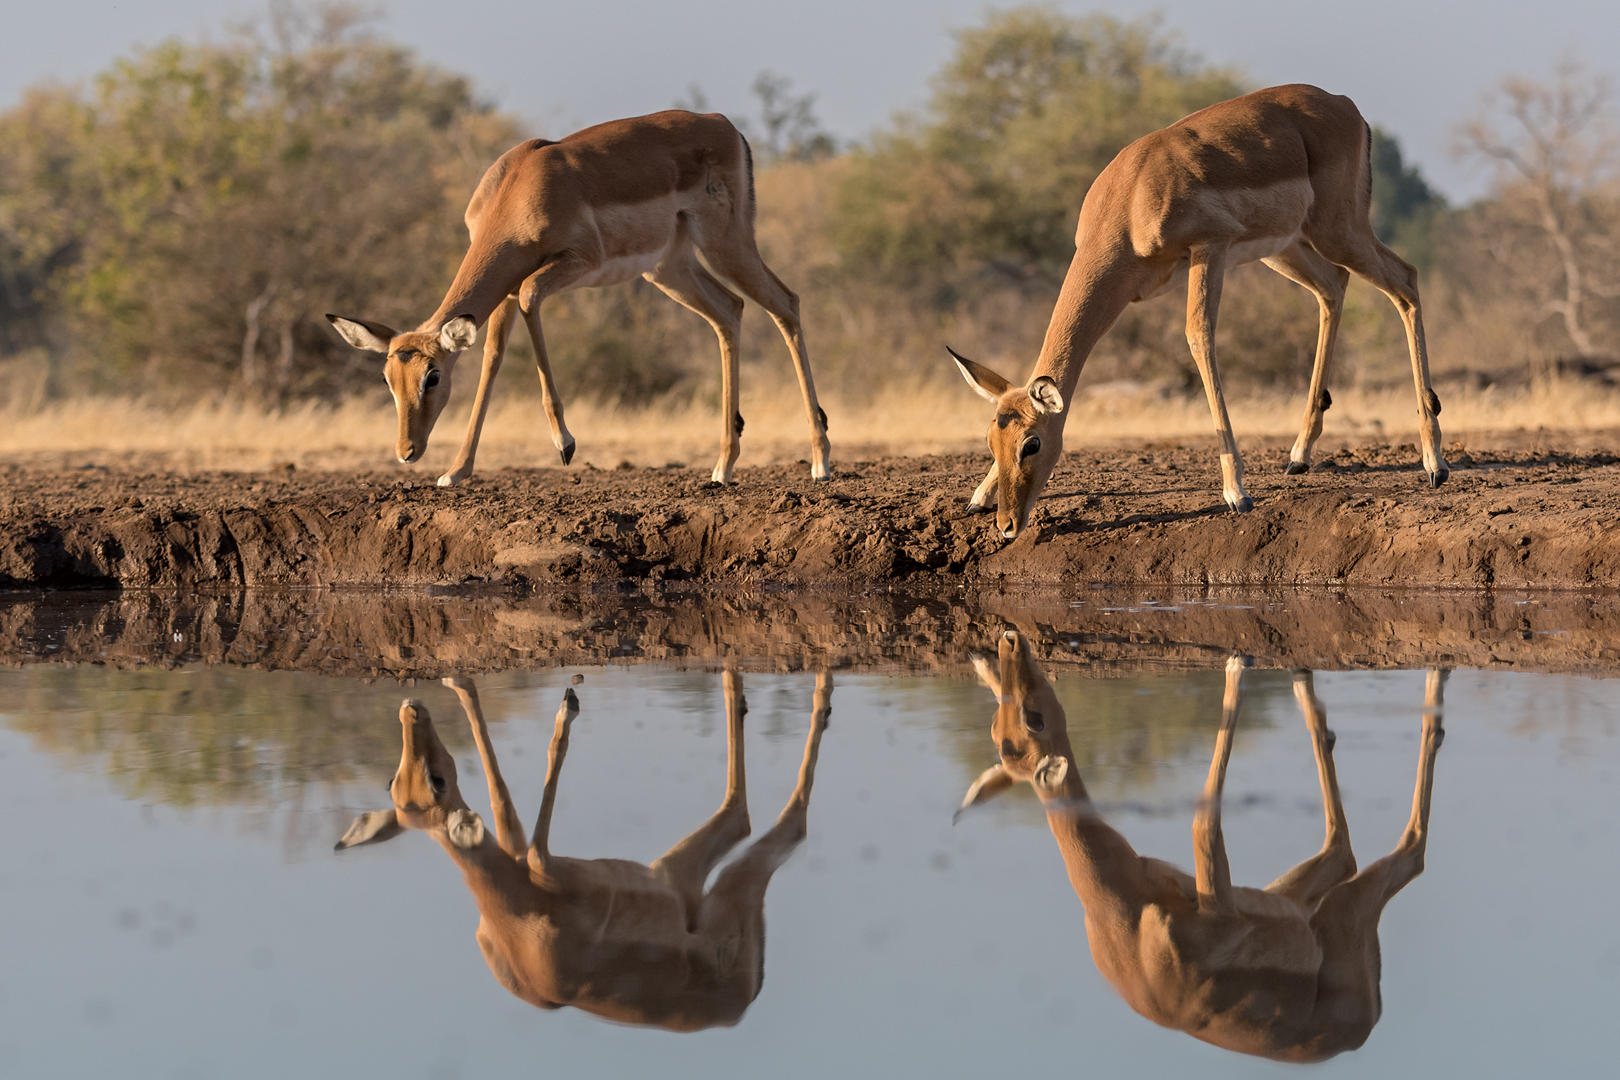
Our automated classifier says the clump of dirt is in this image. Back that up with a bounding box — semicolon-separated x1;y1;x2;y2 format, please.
2;440;1619;591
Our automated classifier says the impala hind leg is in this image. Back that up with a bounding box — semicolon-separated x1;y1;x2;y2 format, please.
704;245;832;481
1264;244;1350;476
439;296;518;487
650;669;753;926
1266;671;1357;905
1186;246;1251;512
1304;669;1446;1052
645;255;746;484
696;673;831;997
1326;238;1447;486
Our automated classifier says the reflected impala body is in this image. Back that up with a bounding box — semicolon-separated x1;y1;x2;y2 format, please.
337;671;829;1030
959;632;1444;1061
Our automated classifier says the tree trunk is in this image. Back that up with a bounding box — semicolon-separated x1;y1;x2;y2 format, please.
242;284;276;389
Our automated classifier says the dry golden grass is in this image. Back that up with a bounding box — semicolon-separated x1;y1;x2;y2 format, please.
4;376;1620;475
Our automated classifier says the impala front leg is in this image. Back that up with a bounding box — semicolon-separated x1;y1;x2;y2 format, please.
968;461;999;513
1193;656;1246;914
528;687;579;873
518;273;578;467
444;675;528;858
1186;245;1251;512
439;296;518;487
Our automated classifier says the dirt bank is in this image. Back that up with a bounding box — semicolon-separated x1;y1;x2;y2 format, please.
3;441;1620;590
4;586;1618;677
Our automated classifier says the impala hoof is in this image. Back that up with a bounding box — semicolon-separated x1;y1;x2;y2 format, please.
966;501;993;515
1230;496;1253;513
436;473;460;488
1285;460;1310;476
1427;467;1448;489
560;441;576;466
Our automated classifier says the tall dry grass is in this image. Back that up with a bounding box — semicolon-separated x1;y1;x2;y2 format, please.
5;376;1619;475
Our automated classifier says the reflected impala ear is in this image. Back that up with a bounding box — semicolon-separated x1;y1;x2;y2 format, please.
439;315;477;351
1032;754;1069;794
446;808;486;850
948;347;1013;403
1028;376;1063;415
326;315;396;353
954;763;1015;823
334;809;401;851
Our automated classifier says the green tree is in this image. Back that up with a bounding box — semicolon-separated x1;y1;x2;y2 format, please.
0;3;521;401
831;7;1244;286
1369;127;1445;270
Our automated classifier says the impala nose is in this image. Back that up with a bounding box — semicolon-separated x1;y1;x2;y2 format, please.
1001;524;1018;540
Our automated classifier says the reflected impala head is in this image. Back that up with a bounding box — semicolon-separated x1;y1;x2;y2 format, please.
949;348;1065;540
326;314;478;465
957;629;1072;816
334;698;486;853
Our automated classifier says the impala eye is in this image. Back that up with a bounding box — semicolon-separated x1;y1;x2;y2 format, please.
1020;436;1041;461
1021;707;1045;732
429;774;446;795
424;369;441;389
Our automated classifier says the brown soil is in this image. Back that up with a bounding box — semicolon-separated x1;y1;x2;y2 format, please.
4;584;1618;679
3;439;1620;592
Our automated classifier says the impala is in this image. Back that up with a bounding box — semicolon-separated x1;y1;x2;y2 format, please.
328;111;831;487
951;85;1447;539
957;632;1445;1061
336;671;829;1029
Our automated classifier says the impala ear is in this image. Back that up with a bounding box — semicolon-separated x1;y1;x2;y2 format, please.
1028;376;1064;415
326;315;396;354
948;347;1013;404
334;809;402;851
446;808;486;850
954;763;1015;823
439;315;478;351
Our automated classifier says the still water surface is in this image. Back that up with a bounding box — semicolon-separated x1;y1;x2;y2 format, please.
0;606;1616;1078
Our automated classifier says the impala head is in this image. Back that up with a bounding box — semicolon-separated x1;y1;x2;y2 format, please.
956;629;1072;819
334;698;487;854
948;348;1065;540
326;314;479;464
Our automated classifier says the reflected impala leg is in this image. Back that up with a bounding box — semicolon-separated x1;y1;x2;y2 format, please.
650;668;753;926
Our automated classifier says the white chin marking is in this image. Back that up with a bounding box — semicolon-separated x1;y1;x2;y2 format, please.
398;456;412;464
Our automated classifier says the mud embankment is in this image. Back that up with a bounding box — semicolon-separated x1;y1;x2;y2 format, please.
5;586;1618;677
3;443;1620;591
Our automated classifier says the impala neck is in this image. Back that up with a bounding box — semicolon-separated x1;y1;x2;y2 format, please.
1030;243;1138;404
441;832;540;914
426;237;535;331
1035;735;1141;923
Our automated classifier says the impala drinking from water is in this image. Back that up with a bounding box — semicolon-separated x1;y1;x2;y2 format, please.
951;85;1447;539
328;111;831;488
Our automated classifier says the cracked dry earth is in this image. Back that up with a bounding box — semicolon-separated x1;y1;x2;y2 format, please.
2;439;1620;591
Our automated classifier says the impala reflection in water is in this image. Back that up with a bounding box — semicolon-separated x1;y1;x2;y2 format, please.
956;631;1445;1062
335;671;830;1030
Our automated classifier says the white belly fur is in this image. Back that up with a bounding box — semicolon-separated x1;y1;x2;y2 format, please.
1227;231;1301;266
568;194;686;289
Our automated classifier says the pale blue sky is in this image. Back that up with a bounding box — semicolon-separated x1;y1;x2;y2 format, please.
7;1;1618;200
